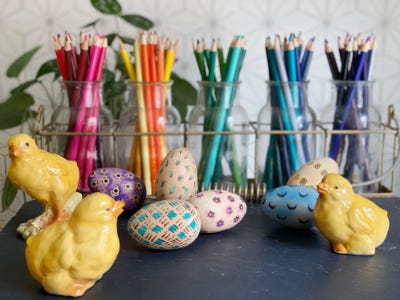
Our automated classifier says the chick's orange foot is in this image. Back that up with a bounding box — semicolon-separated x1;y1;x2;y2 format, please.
332;243;348;254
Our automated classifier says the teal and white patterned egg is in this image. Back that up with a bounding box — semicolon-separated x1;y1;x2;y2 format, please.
155;147;198;201
127;200;201;250
261;185;318;229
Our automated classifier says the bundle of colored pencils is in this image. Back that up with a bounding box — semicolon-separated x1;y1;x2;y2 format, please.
119;31;177;194
263;33;315;189
53;32;107;190
192;36;247;190
325;34;377;189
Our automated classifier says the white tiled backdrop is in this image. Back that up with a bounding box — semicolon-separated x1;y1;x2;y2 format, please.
1;0;400;228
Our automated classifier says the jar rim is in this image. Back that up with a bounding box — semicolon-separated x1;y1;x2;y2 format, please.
197;80;241;87
329;79;376;84
60;79;104;84
126;80;174;86
264;80;310;84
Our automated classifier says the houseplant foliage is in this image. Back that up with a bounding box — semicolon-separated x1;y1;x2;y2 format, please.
1;0;196;211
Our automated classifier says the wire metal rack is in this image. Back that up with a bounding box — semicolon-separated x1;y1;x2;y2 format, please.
33;105;400;203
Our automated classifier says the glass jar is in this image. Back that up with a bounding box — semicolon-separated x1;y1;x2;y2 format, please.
187;81;249;190
117;81;182;192
326;80;382;193
257;81;317;190
49;80;114;190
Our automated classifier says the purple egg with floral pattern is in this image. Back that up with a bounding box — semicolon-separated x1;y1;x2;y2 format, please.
188;190;247;233
88;167;146;211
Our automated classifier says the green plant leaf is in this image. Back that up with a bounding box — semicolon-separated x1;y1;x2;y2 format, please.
6;46;41;78
119;35;135;45
120;14;154;30
1;178;18;211
91;0;121;15
10;80;38;95
0;93;35;129
82;18;101;28
170;73;197;120
36;59;60;79
104;80;126;98
106;33;118;45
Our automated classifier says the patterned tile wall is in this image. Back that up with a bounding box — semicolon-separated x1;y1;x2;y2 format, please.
1;0;400;226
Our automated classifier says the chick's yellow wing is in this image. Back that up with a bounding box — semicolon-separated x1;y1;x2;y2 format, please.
36;150;77;178
27;223;76;276
348;202;376;235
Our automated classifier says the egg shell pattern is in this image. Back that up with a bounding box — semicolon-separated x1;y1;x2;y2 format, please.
155;147;198;201
188;190;247;233
127;200;201;250
261;185;319;229
287;157;339;188
88;168;146;212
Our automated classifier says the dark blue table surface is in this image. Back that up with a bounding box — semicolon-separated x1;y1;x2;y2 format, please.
1;198;400;300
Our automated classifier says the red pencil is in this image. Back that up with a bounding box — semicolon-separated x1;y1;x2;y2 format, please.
53;36;67;80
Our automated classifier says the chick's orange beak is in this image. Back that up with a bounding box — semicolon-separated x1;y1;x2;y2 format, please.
113;201;124;217
316;182;329;194
8;145;16;159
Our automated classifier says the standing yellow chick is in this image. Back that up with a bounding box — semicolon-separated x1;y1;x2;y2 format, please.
25;192;124;297
8;133;79;231
314;173;389;255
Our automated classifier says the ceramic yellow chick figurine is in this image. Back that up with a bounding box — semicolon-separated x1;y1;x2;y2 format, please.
25;192;124;297
7;133;80;237
314;173;389;255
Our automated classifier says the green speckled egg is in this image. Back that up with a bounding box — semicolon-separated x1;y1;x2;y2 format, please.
155;147;198;201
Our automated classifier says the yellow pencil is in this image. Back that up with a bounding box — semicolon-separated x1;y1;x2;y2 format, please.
134;37;152;195
118;39;136;81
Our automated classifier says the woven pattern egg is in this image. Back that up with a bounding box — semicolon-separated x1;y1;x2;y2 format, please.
155;147;198;201
287;157;339;188
127;200;201;250
188;190;247;233
88;167;146;212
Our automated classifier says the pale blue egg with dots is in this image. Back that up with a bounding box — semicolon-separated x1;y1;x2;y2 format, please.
261;185;319;229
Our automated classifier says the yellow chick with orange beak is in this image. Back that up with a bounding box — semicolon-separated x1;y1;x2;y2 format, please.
313;173;389;255
7;133;80;237
25;192;124;297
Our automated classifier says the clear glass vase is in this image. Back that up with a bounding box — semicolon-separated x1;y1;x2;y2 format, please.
187;81;249;190
49;80;114;190
257;81;317;190
117;81;182;189
326;80;382;192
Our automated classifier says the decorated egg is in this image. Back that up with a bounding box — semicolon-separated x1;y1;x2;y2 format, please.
287;157;339;188
188;190;247;233
88;167;146;212
127;200;201;250
155;147;198;201
261;185;318;229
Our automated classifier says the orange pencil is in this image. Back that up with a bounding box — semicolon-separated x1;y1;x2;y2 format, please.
140;32;158;189
148;31;162;168
157;37;168;158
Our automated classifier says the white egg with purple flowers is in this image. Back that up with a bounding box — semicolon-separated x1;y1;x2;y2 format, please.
188;190;247;233
262;185;318;229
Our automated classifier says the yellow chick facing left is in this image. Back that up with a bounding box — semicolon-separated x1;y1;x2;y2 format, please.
7;133;80;235
25;192;124;297
314;173;390;255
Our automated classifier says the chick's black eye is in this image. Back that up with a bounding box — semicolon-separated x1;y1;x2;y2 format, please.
335;186;339;190
105;207;111;212
25;142;29;147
